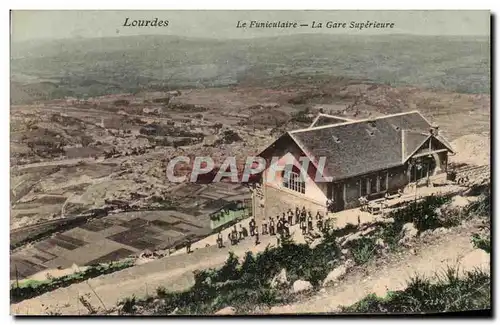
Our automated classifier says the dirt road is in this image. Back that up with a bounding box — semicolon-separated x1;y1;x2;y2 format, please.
267;225;490;314
11;233;280;315
11;222;488;315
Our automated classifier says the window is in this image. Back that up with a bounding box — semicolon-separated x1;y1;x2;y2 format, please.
410;158;435;182
379;172;388;192
283;170;306;194
360;178;368;197
369;174;378;194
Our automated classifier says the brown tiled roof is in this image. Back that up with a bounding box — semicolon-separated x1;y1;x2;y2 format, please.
288;111;453;181
402;130;430;161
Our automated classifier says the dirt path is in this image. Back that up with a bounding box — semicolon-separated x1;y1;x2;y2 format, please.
11;233;280;315
11;222;488;315
267;225;489;314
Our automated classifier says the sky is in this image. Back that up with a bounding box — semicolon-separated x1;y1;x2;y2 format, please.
11;10;490;42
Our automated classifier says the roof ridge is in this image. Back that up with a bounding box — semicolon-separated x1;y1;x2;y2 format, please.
316;113;353;121
308;113;354;128
402;129;430;136
291;110;423;134
402;133;432;163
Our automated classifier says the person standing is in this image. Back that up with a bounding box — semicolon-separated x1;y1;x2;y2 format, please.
217;231;223;248
239;224;245;240
283;218;290;237
287;209;294;225
300;218;307;235
307;211;313;232
295;206;300;225
254;226;260;245
242;225;249;237
262;219;268;235
186;239;192;254
249;218;256;236
276;217;283;238
232;225;239;245
323;218;330;232
316;212;323;231
269;217;275;236
301;206;307;223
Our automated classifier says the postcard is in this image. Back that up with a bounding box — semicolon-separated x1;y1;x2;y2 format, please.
10;10;491;316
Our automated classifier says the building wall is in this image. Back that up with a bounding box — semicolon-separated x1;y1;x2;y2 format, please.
253;133;451;221
257;162;411;221
258;184;326;226
344;177;361;209
435;151;448;173
342;165;409;209
388;165;409;192
209;199;252;229
255;143;328;225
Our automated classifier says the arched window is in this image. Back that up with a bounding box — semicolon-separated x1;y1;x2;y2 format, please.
281;164;305;194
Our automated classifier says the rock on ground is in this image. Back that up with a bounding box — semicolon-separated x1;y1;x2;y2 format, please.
214;306;236;315
270;268;289;289
399;222;418;246
432;227;450;236
375;238;386;248
309;238;323;249
291;230;307;245
449;195;471;209
292;280;313;293
322;265;347;287
459;249;490;272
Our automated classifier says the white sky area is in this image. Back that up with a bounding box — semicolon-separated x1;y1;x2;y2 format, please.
11;10;490;42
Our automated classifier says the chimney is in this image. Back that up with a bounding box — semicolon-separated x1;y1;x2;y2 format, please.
429;124;439;136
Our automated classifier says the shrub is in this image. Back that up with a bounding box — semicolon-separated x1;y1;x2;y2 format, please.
471;234;491;253
290;108;314;123
120;295;137;314
348;237;377;265
10;259;135;303
143;232;342;314
465;186;490;217
377;195;453;249
213;130;243;146
113;99;130;106
215;251;240;282
340;268;490;313
156;286;167;297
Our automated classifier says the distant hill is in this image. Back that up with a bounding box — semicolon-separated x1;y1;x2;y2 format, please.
10;34;490;104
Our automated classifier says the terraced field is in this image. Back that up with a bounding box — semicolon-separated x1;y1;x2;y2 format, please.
10;210;211;279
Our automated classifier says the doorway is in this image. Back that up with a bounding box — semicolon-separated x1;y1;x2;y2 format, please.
409;156;436;183
327;182;345;212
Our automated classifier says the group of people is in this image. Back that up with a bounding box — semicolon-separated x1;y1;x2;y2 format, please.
215;206;328;249
216;223;254;248
262;206;326;236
